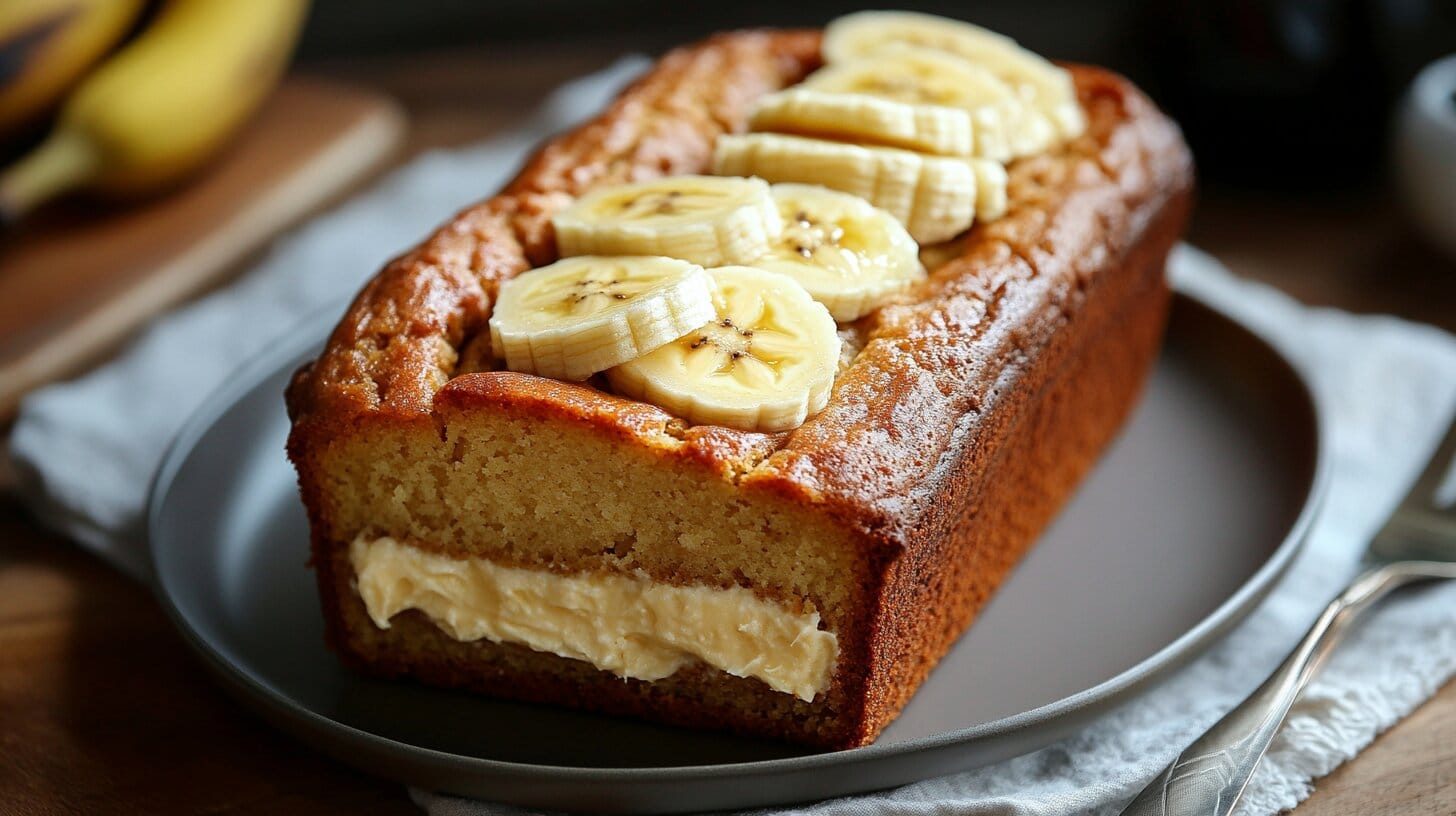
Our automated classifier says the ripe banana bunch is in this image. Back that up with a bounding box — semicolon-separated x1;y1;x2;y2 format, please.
0;0;308;221
606;265;839;433
0;0;146;137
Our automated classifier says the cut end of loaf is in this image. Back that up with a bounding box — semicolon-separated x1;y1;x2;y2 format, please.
299;373;881;746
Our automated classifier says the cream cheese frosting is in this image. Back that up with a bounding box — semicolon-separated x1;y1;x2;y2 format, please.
349;535;839;701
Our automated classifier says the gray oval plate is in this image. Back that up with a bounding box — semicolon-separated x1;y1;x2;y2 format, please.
148;292;1326;814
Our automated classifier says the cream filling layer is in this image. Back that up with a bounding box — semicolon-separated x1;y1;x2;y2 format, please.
349;535;839;701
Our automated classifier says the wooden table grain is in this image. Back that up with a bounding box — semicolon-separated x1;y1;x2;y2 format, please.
3;40;1455;815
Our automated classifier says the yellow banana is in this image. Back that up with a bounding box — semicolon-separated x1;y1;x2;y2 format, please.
0;0;308;221
0;0;146;136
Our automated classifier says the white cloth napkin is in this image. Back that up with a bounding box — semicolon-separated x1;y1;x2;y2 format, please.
8;59;1456;816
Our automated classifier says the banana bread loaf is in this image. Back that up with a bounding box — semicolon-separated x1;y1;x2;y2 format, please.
286;26;1193;749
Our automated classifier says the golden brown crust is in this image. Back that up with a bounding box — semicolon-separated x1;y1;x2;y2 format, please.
288;35;1191;549
287;28;1194;749
285;30;821;428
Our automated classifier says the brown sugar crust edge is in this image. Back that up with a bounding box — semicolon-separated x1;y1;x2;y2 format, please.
286;29;1193;748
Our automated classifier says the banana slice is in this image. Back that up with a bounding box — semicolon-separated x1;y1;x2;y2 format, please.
714;133;976;245
822;11;1085;140
969;158;1009;222
823;9;1015;62
489;256;716;381
552;175;781;267
749;87;974;156
801;51;1020;161
968;106;1013;164
607;266;838;433
804;49;1057;160
755;183;924;321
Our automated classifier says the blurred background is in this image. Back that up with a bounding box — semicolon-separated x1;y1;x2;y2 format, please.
294;0;1456;188
1;0;1455;416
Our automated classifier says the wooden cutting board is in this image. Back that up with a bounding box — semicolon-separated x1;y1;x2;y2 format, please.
0;76;406;422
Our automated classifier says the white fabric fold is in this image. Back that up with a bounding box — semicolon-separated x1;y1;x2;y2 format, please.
7;58;1455;816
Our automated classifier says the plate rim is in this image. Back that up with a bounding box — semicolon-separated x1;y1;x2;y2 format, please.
145;288;1331;790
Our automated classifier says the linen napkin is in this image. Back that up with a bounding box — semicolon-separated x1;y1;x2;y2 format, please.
8;58;1456;816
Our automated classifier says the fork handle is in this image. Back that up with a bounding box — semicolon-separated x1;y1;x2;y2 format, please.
1119;561;1456;816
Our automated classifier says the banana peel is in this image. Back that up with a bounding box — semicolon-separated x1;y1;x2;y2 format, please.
0;0;146;138
0;0;309;224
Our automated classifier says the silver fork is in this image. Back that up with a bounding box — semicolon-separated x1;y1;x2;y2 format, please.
1120;408;1456;816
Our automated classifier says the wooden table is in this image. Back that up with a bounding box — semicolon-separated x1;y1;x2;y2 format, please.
3;40;1455;815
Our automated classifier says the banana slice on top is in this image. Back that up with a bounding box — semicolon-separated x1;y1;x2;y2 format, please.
804;49;1054;160
969;158;1009;222
822;11;1085;140
822;9;1015;62
489;256;716;381
749;87;975;157
714;133;976;245
552;175;781;267
607;266;838;433
755;183;925;322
